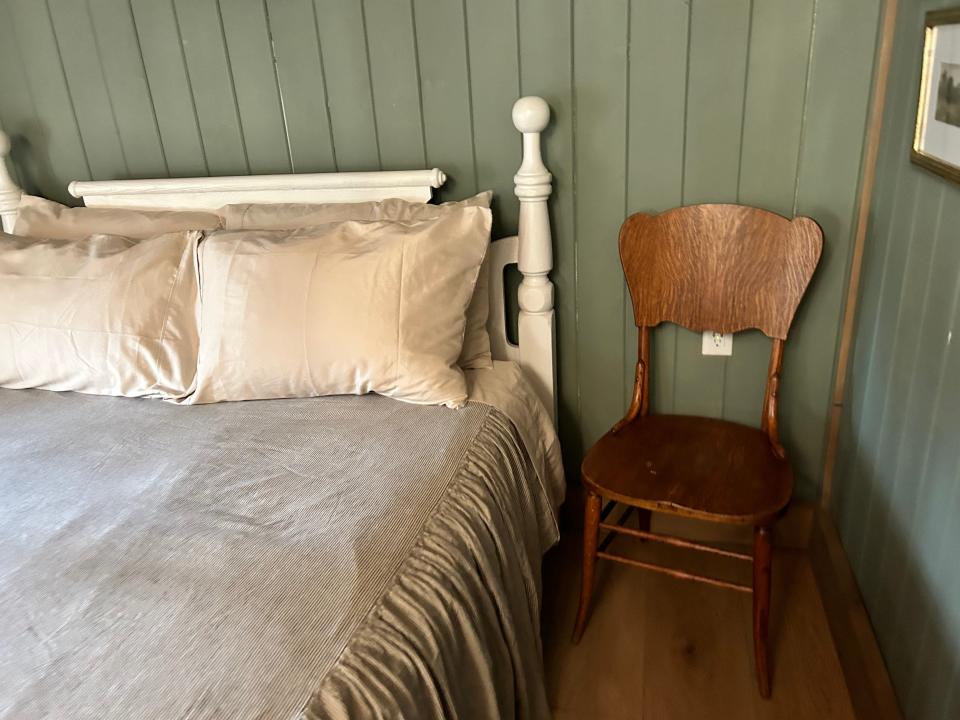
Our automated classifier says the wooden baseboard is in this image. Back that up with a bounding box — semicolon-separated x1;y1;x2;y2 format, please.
808;509;902;720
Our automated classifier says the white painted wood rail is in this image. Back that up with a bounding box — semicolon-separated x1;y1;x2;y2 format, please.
69;169;446;209
0;133;21;233
0;97;556;420
510;96;556;420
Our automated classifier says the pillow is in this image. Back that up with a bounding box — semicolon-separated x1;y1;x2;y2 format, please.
220;192;493;370
189;208;491;408
0;230;202;399
220;191;492;230
13;194;222;241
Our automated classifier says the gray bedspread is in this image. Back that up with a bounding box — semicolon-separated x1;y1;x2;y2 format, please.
0;366;562;719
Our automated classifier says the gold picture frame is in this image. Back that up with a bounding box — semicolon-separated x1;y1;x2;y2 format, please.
912;8;960;184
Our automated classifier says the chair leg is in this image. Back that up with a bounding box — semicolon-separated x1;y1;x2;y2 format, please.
752;525;773;698
636;508;651;534
572;490;602;643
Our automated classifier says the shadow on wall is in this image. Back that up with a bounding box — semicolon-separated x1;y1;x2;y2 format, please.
4;127;83;205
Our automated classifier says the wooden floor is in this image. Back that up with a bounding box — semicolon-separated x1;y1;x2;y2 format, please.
541;522;857;719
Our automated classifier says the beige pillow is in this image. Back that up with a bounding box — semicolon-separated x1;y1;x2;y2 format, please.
220;192;493;369
189;208;491;408
220;192;492;229
14;194;222;241
0;230;202;399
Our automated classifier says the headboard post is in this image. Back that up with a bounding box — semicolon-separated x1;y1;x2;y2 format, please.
0;132;22;233
512;96;556;421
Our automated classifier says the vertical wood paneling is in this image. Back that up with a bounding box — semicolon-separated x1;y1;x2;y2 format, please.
572;0;629;448
624;0;690;416
0;3;48;194
363;0;425;170
129;0;208;177
789;0;882;496
4;0;90;199
173;0;249;175
845;180;920;569
873;185;949;686
86;0;168;178
893;191;960;719
856;185;942;617
674;0;751;420
219;0;292;174
833;1;960;717
47;0;127;180
265;0;336;172
0;0;885;503
412;0;476;199
464;0;520;236
833;0;920;541
312;0;379;170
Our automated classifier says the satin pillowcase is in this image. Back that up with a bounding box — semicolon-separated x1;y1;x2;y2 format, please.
220;192;494;369
0;230;202;399
13;194;222;240
189;207;491;408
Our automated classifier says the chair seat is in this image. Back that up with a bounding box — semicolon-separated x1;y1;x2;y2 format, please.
581;414;792;525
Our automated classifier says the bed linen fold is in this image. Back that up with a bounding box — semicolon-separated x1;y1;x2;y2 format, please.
0;362;564;720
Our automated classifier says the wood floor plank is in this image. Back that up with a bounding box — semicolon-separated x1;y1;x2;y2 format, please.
542;536;648;717
637;543;758;719
542;526;856;719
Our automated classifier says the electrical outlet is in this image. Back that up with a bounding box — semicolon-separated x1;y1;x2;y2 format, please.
702;331;733;356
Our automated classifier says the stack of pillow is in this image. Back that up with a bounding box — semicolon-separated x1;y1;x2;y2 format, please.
0;192;494;409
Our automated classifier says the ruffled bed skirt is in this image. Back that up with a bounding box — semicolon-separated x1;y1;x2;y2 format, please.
304;411;559;720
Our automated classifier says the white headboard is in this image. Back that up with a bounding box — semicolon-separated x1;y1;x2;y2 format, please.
0;97;556;420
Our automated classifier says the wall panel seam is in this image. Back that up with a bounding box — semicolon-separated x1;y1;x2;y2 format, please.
214;0;252;174
41;0;92;180
124;0;170;177
261;0;296;173
734;0;755;204
821;0;898;507
310;0;339;172
622;0;632;409
569;0;581;431
86;1;130;177
168;0;210;176
460;0;479;194
407;0;428;168
792;0;819;217
358;0;382;169
674;0;693;411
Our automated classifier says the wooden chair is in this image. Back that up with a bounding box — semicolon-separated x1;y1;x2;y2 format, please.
572;204;822;698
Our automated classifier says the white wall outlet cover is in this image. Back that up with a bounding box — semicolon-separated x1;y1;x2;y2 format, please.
702;331;733;356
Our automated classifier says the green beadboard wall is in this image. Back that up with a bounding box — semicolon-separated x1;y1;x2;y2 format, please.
834;0;960;716
0;0;884;498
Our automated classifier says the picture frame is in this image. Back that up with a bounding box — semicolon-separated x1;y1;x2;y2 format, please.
912;8;960;184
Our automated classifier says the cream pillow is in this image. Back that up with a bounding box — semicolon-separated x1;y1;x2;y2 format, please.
220;192;492;229
0;230;201;399
190;208;491;408
220;192;493;369
14;194;221;240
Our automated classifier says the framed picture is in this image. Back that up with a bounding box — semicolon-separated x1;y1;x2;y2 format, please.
913;8;960;184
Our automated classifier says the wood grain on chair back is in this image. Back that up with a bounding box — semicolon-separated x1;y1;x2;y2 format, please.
619;204;822;339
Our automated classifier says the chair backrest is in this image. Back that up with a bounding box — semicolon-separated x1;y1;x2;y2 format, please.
619;204;822;339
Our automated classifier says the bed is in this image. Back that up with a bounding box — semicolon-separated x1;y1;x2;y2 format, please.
0;97;564;719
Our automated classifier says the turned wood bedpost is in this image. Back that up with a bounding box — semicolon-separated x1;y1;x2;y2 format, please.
0;132;22;233
512;96;557;421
